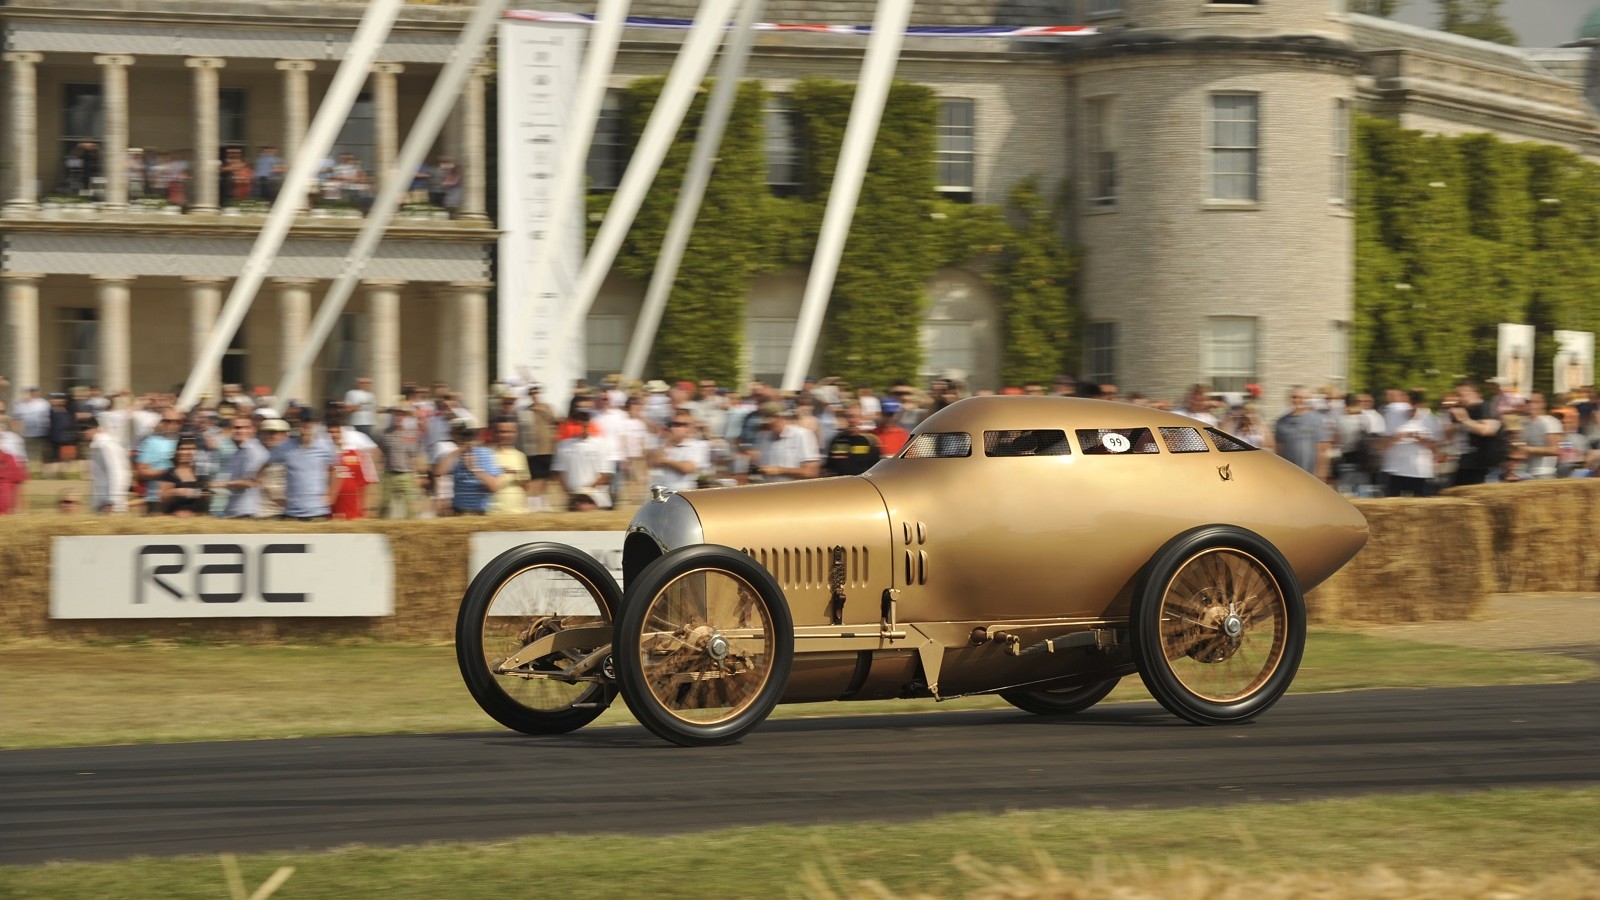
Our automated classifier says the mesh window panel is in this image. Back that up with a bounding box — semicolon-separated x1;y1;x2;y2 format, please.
984;430;1071;457
901;432;973;459
1160;427;1210;454
1206;427;1260;452
1077;428;1160;455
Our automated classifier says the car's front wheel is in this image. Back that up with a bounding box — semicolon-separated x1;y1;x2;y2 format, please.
615;545;793;747
1131;526;1304;725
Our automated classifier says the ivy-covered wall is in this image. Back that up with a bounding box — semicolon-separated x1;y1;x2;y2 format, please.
1353;117;1600;398
590;77;1076;390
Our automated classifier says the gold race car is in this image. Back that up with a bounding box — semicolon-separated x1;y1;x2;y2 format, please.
456;396;1368;746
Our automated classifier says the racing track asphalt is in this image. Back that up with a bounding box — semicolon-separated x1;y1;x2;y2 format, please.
3;681;1599;865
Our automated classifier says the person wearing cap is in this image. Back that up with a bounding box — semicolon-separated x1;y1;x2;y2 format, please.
255;418;291;517
752;405;821;483
267;410;337;520
551;410;614;511
217;416;269;518
378;403;424;518
85;415;130;514
444;418;503;515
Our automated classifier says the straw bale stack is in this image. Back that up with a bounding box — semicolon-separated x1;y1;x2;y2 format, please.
0;512;631;643
1306;498;1493;624
1441;480;1600;594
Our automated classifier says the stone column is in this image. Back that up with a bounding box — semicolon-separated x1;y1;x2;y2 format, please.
92;276;133;393
2;273;42;405
183;276;227;401
276;60;315;163
364;279;403;411
186;57;226;214
94;54;135;210
5;52;43;212
460;65;490;222
373;63;404;199
435;287;459;400
274;278;314;404
451;280;490;417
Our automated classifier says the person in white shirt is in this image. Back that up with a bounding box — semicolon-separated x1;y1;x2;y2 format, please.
1519;392;1562;479
551;411;615;510
753;407;822;482
16;387;51;468
1382;390;1441;497
86;416;131;514
649;410;710;492
344;376;378;441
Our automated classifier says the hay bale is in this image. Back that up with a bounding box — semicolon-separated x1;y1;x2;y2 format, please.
1441;480;1600;594
0;511;632;643
1307;497;1493;624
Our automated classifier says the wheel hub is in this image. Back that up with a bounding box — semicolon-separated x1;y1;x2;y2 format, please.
706;633;730;661
1222;614;1244;638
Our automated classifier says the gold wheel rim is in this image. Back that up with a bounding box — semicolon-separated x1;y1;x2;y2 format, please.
482;563;610;712
1157;548;1287;703
638;567;777;727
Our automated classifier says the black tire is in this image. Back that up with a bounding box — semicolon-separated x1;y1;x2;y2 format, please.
1000;677;1121;716
615;544;794;747
456;542;620;736
1130;526;1305;726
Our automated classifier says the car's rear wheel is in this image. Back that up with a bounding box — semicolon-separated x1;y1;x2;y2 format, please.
456;542;619;736
615;545;793;747
1131;526;1303;725
1000;677;1120;716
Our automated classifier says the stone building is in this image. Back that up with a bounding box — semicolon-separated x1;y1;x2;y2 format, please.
3;0;1599;414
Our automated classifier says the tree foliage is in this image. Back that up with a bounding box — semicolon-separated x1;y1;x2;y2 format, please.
598;77;1074;390
1352;118;1600;398
1436;0;1519;45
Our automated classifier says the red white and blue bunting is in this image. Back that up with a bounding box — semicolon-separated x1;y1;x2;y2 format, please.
505;9;1096;38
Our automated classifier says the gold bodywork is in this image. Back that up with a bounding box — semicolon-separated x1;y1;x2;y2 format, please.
629;396;1368;704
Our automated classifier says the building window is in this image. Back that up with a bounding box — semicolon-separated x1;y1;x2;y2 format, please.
921;320;977;385
1088;0;1124;14
935;99;975;201
1209;93;1259;202
1086;96;1117;208
58;308;99;392
1206;317;1257;394
765;95;804;198
748;316;798;385
587;90;626;192
60;84;103;196
332;92;376;178
586;314;628;384
223;320;247;388
1332;99;1350;205
220;89;248;149
1087;321;1117;386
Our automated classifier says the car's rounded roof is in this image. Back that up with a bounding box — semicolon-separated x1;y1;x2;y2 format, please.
911;395;1217;435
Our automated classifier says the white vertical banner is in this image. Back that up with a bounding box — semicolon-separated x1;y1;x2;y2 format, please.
498;19;586;413
1554;330;1594;398
1497;323;1535;398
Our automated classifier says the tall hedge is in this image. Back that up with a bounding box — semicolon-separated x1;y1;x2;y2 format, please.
1353;118;1600;398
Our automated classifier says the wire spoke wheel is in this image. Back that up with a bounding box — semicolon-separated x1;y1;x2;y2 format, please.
1158;548;1286;702
456;543;619;736
1132;527;1305;726
617;545;794;746
1000;677;1121;716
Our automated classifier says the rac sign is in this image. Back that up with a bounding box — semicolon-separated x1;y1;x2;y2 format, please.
51;535;394;619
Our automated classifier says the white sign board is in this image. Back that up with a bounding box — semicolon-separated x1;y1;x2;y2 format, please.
51;535;394;619
1497;322;1535;397
469;531;626;590
1554;330;1594;398
497;18;586;413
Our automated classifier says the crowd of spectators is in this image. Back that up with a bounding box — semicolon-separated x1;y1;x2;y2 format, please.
55;143;465;217
1;370;1595;518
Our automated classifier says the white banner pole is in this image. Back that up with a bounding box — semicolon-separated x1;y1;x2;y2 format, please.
781;0;914;392
552;0;741;362
505;0;631;409
621;0;763;382
176;0;406;411
278;0;508;408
